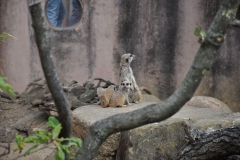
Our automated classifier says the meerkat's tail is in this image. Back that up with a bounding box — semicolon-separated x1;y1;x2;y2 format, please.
139;86;152;95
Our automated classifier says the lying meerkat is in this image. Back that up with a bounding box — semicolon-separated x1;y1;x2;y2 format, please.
109;79;131;107
118;53;142;103
97;85;116;108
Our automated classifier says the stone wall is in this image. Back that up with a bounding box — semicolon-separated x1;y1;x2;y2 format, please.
1;0;240;111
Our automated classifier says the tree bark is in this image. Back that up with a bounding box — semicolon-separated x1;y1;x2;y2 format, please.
29;2;71;140
178;125;240;160
74;0;240;159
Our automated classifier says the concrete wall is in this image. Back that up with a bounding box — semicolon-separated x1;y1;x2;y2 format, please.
1;0;240;111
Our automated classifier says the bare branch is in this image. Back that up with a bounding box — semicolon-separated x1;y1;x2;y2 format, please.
75;0;240;159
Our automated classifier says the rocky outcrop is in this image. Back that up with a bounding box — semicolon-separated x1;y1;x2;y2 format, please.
186;96;233;113
72;95;237;159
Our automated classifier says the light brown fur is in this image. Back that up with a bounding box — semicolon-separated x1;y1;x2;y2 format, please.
97;85;116;108
129;87;142;103
118;53;142;103
109;79;131;107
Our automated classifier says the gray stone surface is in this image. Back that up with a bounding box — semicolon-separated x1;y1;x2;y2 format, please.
72;98;239;160
186;96;232;113
72;102;156;160
0;143;56;160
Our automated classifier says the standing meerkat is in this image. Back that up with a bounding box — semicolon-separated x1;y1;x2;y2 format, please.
118;53;142;103
109;79;131;107
97;85;116;108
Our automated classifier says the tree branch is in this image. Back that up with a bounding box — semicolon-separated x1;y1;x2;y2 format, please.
178;125;240;159
74;0;240;159
29;3;71;140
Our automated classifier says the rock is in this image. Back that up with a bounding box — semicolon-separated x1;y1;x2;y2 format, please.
72;102;156;160
186;96;232;113
116;106;236;160
0;143;56;160
141;94;161;103
72;102;240;159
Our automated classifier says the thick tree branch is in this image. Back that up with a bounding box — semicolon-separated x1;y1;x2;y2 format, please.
29;3;71;140
75;0;240;159
178;125;240;159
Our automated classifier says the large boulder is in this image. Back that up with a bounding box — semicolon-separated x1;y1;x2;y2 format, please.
186;96;232;113
116;106;236;159
72;96;237;159
72;102;157;160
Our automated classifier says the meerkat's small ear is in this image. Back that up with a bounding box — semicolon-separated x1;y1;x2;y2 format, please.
126;58;129;63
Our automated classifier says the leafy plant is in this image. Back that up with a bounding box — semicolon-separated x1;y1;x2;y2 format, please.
0;32;17;43
14;116;82;160
0;77;15;96
194;24;206;43
0;32;16;96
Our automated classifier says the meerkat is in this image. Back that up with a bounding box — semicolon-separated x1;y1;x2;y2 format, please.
97;85;116;108
118;53;142;103
128;87;142;103
109;79;131;107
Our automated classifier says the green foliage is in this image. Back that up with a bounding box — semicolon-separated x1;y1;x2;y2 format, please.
194;25;201;36
0;32;17;43
194;25;206;43
0;32;16;96
14;116;82;160
0;77;16;96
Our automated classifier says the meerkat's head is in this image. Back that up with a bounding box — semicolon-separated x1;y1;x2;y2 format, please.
120;53;135;67
120;80;132;91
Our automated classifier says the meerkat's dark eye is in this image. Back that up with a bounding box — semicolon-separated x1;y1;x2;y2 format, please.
126;83;129;86
121;83;125;86
130;83;132;86
126;58;129;63
130;54;133;57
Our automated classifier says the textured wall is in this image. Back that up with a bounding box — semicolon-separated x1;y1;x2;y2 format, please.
0;0;32;92
1;0;240;111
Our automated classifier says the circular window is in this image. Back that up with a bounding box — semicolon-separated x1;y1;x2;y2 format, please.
45;0;83;29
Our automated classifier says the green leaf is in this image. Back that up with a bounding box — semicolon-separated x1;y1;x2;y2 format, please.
200;30;206;42
0;32;17;43
47;116;60;129
61;144;70;154
39;135;50;143
0;76;16;97
55;148;65;160
52;124;62;139
69;137;82;148
24;144;38;156
35;129;48;136
35;130;50;143
194;25;201;36
24;136;40;143
15;133;24;150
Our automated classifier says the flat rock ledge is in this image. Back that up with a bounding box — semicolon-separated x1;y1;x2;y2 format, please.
72;95;239;160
